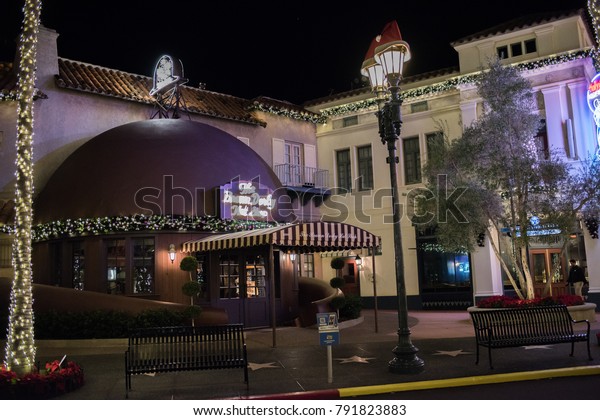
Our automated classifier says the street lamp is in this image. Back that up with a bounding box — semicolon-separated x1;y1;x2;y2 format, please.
361;21;424;374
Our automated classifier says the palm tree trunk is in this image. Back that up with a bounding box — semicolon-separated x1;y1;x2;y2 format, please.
4;0;42;376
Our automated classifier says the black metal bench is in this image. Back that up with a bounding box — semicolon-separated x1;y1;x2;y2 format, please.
125;324;248;398
469;305;592;369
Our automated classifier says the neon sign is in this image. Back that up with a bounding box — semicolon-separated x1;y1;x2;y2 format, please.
586;73;600;154
219;181;276;221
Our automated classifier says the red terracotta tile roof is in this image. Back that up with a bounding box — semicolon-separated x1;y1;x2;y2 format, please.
55;58;267;126
0;62;47;101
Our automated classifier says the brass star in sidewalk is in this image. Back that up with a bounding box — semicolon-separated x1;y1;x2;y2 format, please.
433;349;471;357
335;355;376;364
248;362;281;371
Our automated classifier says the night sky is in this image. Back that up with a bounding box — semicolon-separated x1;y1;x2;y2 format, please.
0;0;591;105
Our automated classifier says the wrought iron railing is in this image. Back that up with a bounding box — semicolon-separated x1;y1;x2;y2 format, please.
273;164;329;189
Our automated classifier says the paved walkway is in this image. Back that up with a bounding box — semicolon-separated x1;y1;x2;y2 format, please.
27;309;600;400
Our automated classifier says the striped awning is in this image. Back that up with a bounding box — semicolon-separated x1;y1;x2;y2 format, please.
182;222;381;253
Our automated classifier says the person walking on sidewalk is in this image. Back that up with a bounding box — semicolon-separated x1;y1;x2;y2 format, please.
567;259;587;297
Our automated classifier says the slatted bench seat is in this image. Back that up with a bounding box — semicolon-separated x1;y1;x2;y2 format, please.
469;305;592;369
125;324;248;398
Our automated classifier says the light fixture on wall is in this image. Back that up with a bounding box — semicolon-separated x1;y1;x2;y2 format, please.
289;251;297;261
355;255;363;266
168;244;176;264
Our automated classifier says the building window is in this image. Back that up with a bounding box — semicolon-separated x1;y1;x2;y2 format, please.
411;101;428;113
284;141;303;186
301;254;315;278
72;241;85;291
106;239;126;295
245;255;266;298
426;132;444;161
0;239;12;268
336;149;352;192
497;38;536;60
524;39;537;54
343;116;358;127
194;252;209;299
497;45;508;59
403;136;421;184
534;119;549;159
357;145;373;190
510;42;522;57
133;237;155;294
219;255;240;299
333;116;359;129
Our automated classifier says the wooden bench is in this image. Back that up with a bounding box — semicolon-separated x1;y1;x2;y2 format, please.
469;305;592;369
124;324;248;398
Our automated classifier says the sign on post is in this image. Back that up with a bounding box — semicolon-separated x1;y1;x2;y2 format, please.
317;312;339;383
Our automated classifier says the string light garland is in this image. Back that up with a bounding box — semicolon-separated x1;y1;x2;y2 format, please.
588;0;600;68
0;214;277;241
4;0;41;377
319;50;593;118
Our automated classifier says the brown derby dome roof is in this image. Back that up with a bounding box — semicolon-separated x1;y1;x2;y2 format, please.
34;119;290;223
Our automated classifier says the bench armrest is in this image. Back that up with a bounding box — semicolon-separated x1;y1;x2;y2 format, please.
572;319;591;335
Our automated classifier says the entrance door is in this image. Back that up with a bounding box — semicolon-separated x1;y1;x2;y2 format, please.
242;255;269;327
530;249;567;297
218;253;270;328
339;258;360;297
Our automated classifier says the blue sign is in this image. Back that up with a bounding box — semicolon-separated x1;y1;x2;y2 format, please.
317;312;339;346
319;330;340;346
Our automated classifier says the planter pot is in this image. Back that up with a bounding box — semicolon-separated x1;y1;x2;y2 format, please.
467;303;597;323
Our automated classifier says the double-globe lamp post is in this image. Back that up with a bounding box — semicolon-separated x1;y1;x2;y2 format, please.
361;21;425;374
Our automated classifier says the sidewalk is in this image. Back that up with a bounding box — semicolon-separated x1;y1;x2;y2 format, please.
29;309;600;400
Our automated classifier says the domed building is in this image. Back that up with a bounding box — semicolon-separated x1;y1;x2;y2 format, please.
31;118;379;328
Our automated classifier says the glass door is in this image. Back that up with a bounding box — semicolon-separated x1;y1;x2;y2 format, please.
530;248;567;297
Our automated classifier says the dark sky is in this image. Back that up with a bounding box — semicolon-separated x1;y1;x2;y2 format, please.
0;0;591;104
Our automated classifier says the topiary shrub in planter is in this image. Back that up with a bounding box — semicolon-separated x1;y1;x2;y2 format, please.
329;277;346;289
339;294;363;320
180;256;202;326
330;295;346;312
180;256;199;281
330;257;345;270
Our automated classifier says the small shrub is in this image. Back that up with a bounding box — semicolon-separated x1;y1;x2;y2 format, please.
182;281;201;297
329;277;346;289
180;256;199;272
330;258;345;270
33;308;187;339
330;295;346;310
339;294;363;320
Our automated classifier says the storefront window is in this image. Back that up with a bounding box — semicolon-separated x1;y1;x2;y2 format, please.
417;237;472;292
72;241;85;290
106;239;126;294
194;253;209;299
245;255;266;298
133;237;154;294
301;254;314;278
219;255;240;298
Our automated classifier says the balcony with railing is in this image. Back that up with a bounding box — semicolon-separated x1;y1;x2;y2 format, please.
273;164;329;190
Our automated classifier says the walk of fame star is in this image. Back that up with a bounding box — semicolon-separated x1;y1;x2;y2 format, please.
335;355;376;364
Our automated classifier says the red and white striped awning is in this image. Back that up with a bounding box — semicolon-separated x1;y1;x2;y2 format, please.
182;222;381;253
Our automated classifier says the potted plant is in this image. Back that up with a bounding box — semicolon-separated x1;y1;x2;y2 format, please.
180;256;202;326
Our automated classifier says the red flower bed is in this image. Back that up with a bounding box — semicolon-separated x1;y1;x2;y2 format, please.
477;294;584;308
0;360;84;399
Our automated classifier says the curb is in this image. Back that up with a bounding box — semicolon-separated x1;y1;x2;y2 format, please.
231;365;600;400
